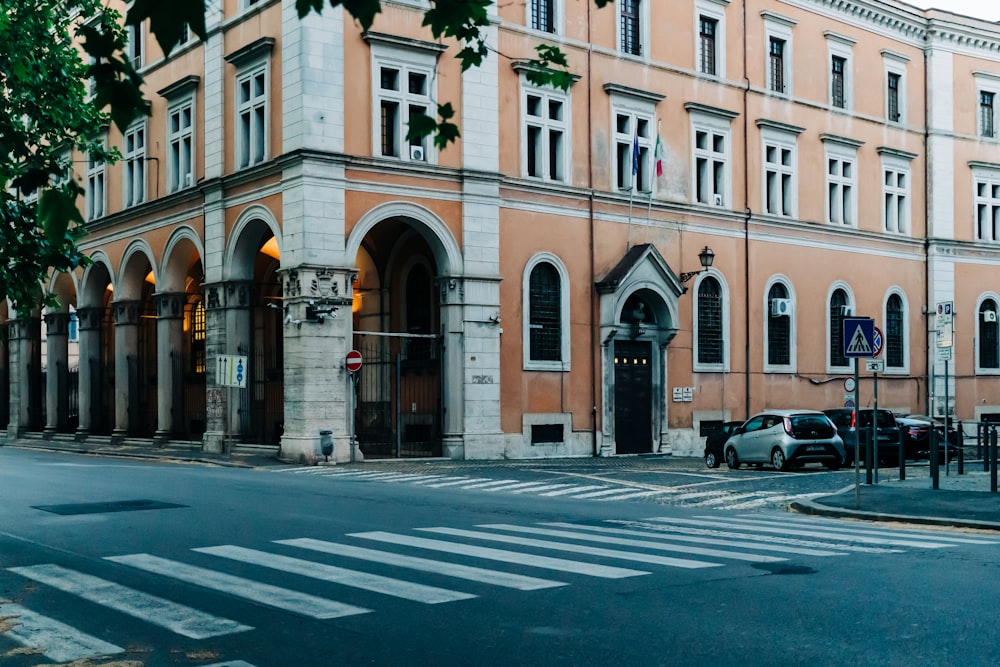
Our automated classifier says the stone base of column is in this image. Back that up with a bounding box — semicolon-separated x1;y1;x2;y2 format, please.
42;428;56;440
441;436;465;460
202;431;226;454
110;429;127;446
461;432;504;460
657;437;673;455
153;431;172;447
74;428;89;442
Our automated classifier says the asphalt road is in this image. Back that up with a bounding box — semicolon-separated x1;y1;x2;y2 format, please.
2;447;999;667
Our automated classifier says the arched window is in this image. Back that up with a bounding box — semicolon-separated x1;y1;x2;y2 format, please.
697;277;723;365
191;298;205;374
829;288;849;368
886;294;904;369
767;283;790;366
529;262;561;362
980;299;999;370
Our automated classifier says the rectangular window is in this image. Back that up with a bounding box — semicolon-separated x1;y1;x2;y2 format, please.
887;73;901;122
764;142;794;216
769;38;785;93
167;99;194;193
831;56;846;108
613;112;651;192
236;64;268;169
531;0;554;33
975;178;1000;242
86;150;105;221
620;0;641;56
694;129;727;206
981;91;995;138
377;64;431;161
123;123;146;208
826;157;854;225
126;24;143;70
883;168;909;234
525;90;567;182
698;17;717;75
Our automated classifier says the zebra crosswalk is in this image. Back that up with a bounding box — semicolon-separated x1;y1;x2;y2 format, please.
271;467;824;509
2;516;995;664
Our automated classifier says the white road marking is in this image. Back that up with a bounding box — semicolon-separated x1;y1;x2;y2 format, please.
455;479;524;490
541;522;847;557
350;531;649;579
195;545;474;604
510;483;575;494
537;485;606;497
649;517;953;549
564;488;639;499
686;492;775;507
277;538;566;590
476;524;786;563
423;477;492;488
672;490;739;501
0;602;125;663
593;490;666;501
742;514;1000;544
8;564;252;639
388;475;450;484
418;527;722;570
724;493;826;510
481;481;567;493
105;554;371;619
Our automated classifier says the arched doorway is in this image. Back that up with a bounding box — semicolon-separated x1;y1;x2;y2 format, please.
118;249;158;437
614;294;656;454
352;221;443;458
78;260;116;436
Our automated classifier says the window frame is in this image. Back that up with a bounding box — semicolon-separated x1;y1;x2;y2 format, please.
764;277;796;374
883;289;909;374
977;295;1000;374
520;79;571;183
686;103;737;208
618;0;648;58
122;120;146;209
974;72;1000;140
758;120;802;219
126;22;144;71
879;148;915;236
528;0;563;35
233;59;270;170
167;96;196;193
762;12;795;97
85;138;107;221
693;270;730;373
822;134;861;227
882;50;909;125
695;0;728;78
826;284;854;373
972;162;1000;243
522;253;571;371
825;32;856;111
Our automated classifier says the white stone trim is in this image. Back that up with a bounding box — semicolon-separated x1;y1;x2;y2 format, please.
882;51;908;126
526;0;564;36
368;39;439;164
880;150;912;236
825;32;855;111
166;95;196;194
617;0;650;60
974;71;1000;140
759;122;800;218
117;239;159;300
976;292;1000;375
161;226;208;293
826;281;855;374
233;55;271;170
971;163;1000;243
608;92;657;194
347;201;464;277
822;135;860;227
519;78;571;183
881;287;910;375
694;0;729;79
692;269;729;373
687;104;736;208
224;204;282;282
763;274;796;374
762;11;795;97
522;252;570;371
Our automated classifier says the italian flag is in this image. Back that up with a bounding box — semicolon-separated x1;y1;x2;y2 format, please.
654;131;664;177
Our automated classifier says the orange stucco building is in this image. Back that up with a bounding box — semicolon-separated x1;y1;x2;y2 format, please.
9;0;1000;462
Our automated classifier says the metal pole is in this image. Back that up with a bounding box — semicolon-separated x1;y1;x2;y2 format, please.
872;370;879;484
930;416;939;490
395;353;402;459
991;426;998;493
958;419;964;475
854;358;861;507
944;359;950;476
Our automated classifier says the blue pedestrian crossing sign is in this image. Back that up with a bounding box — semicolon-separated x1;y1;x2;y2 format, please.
843;317;876;358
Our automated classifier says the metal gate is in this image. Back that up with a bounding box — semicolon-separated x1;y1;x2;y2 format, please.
238;303;283;446
354;331;442;458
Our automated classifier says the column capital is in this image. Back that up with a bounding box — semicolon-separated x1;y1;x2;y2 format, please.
113;300;142;326
77;307;105;331
7;317;41;340
203;280;253;311
281;266;355;307
155;292;187;320
43;312;71;336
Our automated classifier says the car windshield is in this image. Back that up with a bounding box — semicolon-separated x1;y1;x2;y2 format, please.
859;411;896;428
790;414;830;429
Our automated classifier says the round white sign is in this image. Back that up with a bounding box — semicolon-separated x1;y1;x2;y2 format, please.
844;377;856;392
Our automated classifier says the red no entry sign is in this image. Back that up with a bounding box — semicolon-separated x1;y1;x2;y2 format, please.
346;350;363;373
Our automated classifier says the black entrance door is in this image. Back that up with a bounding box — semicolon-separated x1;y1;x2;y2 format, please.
614;340;653;454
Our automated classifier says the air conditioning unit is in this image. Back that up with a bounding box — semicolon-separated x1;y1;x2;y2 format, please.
409;145;426;161
770;298;793;318
184;173;192;187
713;193;724;206
984;310;998;323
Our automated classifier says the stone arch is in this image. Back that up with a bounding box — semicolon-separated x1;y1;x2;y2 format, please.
347;201;463;278
80;253;116;308
161;226;206;293
117;240;158;300
225;204;281;282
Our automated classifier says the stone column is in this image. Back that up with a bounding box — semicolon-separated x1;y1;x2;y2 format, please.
202;281;251;452
112;300;140;443
75;307;104;439
43;312;70;437
6;318;40;438
154;293;186;444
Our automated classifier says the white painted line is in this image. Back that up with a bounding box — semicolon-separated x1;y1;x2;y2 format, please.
0;602;125;663
195;545;475;604
476;524;786;563
105;554;371;619
541;523;846;557
673;490;737;501
423;477;491;488
481;481;564;493
278;538;566;590
510;483;575;494
739;514;1000;545
418;527;722;570
649;517;952;549
609;520;898;554
455;479;522;490
723;493;825;510
687;492;774;507
8;564;252;639
593;490;665;502
350;531;649;579
564;488;636;499
374;474;440;483
537;485;606;497
391;475;450;484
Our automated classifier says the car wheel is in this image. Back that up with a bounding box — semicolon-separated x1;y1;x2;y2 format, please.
725;448;740;470
771;448;787;472
705;451;719;468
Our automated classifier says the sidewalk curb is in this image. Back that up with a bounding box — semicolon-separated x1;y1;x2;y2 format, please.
790;497;1000;532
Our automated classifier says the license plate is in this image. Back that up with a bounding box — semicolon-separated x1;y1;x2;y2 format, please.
878;435;891;441
806;445;825;452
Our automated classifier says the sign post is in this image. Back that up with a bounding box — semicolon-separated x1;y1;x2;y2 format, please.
934;302;954;489
345;350;363;462
844;317;876;501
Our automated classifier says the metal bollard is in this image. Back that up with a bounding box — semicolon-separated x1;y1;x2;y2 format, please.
898;436;905;481
992;427;998;494
930;427;939;490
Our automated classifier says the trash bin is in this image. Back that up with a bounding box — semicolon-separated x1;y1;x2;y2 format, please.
319;430;333;461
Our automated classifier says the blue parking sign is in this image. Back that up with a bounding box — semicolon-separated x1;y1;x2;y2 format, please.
843;317;876;358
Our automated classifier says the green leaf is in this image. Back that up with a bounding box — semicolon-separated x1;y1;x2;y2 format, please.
38;189;83;245
127;0;207;57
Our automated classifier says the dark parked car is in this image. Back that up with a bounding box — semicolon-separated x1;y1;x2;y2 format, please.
724;410;845;472
897;415;961;461
823;408;904;465
704;421;743;468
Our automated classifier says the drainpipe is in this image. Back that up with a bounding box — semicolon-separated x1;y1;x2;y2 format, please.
587;2;598;456
742;0;752;420
923;45;931;416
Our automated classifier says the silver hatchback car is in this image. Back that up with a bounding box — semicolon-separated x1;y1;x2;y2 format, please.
724;410;845;472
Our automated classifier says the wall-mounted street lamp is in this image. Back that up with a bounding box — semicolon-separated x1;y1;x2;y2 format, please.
679;246;716;286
